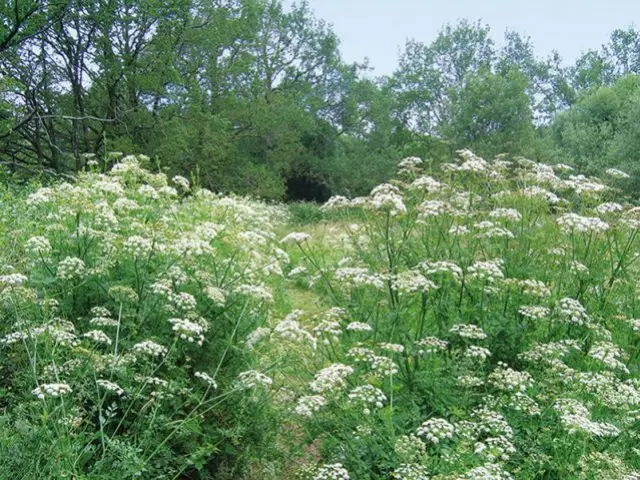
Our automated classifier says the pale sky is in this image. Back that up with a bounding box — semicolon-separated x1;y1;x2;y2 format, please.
290;0;640;75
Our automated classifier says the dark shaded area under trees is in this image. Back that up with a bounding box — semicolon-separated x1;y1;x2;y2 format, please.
2;1;640;199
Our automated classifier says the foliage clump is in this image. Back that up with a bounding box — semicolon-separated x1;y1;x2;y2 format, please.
2;149;640;478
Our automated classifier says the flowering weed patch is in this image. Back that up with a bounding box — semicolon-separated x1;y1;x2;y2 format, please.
1;151;640;479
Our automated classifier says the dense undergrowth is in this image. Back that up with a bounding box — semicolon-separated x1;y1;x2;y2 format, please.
1;152;640;479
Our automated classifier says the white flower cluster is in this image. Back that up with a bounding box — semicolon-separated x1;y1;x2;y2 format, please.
451;149;490;173
194;371;217;388
157;185;178;198
488;362;533;392
137;375;169;388
236;370;273;390
272;317;316;348
295;395;326;417
288;265;308;278
577;372;640;408
457;375;485;388
313;320;342;344
569;260;589;274
529;163;562;186
394;434;427;462
419;261;463;281
557;213;609;234
0;331;27;345
448;224;470;236
172;175;191;190
450;191;483;210
518;340;580;364
450;324;487;340
515;279;551;297
123;236;153;258
97;379;125;396
416;417;455;444
0;273;28;286
132;340;168;357
378;342;404;354
467;260;504;283
605;168;630;179
170;236;214;256
457;463;514;480
113;197;140;212
56;257;86;280
622;207;640;229
137;184;158;200
464;346;492;361
473;221;514;239
391;463;430;480
167;292;198;314
369;183;407;216
507;392;541;416
313;463;350;480
26;188;53;206
280;232;311;244
347;384;387;414
194;286;221;308
32;383;72;400
245;327;271;349
556;297;591;325
168;318;205;345
346;345;376;363
415;337;449;355
518;305;551;319
409;175;442;193
521;186;560;204
555;398;620;437
391;271;437;294
82;330;112;345
488;208;522;222
565;174;608;196
25;236;52;256
321;195;351;211
417;200;450;218
334;267;385;290
369;355;399;376
588;341;629;373
471;407;514;439
553;163;574;172
310;363;354;393
398;156;423;171
474;435;516;462
233;283;274;303
194;222;222;242
595;202;624;215
346;322;373;332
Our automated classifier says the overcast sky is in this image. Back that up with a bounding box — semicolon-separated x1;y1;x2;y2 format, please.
290;0;640;75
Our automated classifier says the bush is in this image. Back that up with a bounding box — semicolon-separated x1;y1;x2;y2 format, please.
288;202;325;225
0;156;289;478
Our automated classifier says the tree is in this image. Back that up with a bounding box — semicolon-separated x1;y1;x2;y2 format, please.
391;20;495;134
551;74;640;193
0;0;66;54
498;31;574;121
441;68;535;156
0;1;67;173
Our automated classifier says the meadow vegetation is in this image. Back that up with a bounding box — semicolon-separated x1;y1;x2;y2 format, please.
1;151;640;479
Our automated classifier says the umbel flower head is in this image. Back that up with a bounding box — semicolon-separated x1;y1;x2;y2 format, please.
313;463;350;480
416;417;455;444
56;257;86;280
32;383;72;400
